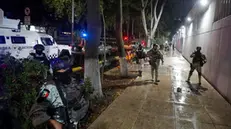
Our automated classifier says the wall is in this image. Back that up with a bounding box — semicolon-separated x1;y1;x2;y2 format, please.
176;0;231;102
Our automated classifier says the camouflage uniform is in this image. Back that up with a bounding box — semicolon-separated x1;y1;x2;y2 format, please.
147;48;164;82
29;79;89;127
187;50;207;84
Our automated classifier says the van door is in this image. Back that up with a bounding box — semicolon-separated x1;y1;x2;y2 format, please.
10;36;31;59
40;37;58;59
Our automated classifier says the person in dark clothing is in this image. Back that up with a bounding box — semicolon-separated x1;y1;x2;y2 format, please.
187;46;207;85
29;58;89;129
28;44;51;78
28;44;50;68
147;44;164;84
136;44;145;76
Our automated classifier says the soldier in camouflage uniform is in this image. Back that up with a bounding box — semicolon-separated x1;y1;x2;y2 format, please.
187;46;207;85
147;44;164;85
29;58;89;129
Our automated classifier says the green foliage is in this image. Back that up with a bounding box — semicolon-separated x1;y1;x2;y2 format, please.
82;77;94;99
43;0;84;20
2;56;47;129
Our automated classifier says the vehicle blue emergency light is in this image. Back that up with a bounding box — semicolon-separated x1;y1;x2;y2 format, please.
81;32;87;38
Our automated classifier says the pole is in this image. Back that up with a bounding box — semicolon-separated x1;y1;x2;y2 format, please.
101;9;106;82
71;0;75;45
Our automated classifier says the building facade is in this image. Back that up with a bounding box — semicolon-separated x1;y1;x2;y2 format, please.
173;0;231;103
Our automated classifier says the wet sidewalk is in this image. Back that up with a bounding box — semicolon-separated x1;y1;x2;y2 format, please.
88;51;231;129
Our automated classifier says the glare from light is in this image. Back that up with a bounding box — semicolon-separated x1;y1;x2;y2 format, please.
200;0;208;6
82;33;87;37
187;17;192;22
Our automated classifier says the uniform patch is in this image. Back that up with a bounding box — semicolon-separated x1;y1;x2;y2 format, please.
41;89;50;98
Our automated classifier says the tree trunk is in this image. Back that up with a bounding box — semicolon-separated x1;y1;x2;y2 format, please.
131;19;134;37
147;36;151;48
140;0;166;48
101;9;106;82
85;0;103;97
127;19;130;38
116;0;128;77
150;0;166;37
141;10;148;36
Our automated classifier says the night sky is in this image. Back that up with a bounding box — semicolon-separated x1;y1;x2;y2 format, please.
0;0;195;34
0;0;52;25
163;0;196;36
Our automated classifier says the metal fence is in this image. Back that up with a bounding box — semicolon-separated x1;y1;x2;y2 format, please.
214;0;231;22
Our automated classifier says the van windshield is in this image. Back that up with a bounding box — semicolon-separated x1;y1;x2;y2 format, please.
41;37;53;46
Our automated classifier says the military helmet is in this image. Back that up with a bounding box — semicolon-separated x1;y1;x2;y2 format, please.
196;46;201;51
34;44;45;51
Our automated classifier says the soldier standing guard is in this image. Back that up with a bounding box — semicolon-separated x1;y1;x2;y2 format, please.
186;46;207;85
147;44;164;85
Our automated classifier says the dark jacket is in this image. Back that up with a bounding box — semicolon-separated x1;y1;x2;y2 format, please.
29;53;50;68
136;46;145;59
190;51;207;66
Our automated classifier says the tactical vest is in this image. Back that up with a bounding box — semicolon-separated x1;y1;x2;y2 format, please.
30;53;50;68
192;52;203;63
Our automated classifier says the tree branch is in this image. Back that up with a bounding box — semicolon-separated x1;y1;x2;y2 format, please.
141;10;148;35
151;0;167;37
141;0;149;36
144;0;149;8
141;0;149;9
150;0;154;29
154;0;159;21
157;0;166;21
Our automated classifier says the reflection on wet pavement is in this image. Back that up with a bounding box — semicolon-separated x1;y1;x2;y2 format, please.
88;50;231;129
165;51;231;129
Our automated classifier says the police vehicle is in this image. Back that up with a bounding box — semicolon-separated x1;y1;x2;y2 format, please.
0;9;59;59
0;28;59;59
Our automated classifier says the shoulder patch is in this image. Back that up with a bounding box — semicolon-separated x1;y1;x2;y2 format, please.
37;89;50;103
41;89;50;98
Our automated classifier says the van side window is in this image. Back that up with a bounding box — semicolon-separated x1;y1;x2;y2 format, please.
41;37;53;46
11;36;26;44
0;36;6;44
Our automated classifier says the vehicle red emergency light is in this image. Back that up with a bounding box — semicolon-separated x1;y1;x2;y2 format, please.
124;36;128;41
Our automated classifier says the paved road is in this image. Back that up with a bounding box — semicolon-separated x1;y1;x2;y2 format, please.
88;50;231;129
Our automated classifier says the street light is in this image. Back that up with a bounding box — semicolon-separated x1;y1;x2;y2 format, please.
187;17;192;22
71;0;74;45
200;0;208;6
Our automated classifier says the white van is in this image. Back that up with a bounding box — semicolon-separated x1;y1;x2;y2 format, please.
0;28;59;59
